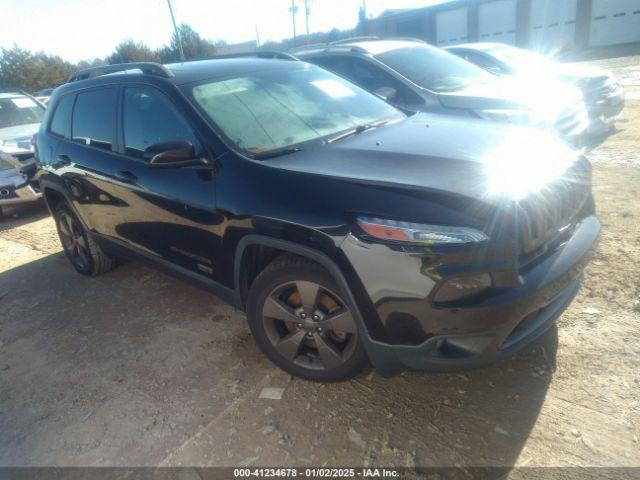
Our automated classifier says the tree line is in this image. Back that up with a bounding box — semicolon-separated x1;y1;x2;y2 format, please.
0;24;220;92
0;21;360;93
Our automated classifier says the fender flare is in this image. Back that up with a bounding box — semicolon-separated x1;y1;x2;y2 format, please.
233;234;401;375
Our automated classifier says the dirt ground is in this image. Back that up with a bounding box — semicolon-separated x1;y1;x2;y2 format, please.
0;56;639;474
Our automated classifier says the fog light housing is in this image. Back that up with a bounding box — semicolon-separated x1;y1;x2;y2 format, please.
434;273;492;303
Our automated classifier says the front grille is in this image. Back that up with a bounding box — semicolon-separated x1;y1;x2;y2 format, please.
517;161;591;259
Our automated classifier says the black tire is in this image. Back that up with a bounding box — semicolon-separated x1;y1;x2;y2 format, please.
54;203;116;276
246;255;370;382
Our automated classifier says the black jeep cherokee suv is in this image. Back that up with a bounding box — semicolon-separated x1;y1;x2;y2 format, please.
35;59;600;382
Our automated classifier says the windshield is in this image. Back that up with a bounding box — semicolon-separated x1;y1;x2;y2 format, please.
486;45;556;72
0;96;44;129
376;44;492;92
188;65;402;155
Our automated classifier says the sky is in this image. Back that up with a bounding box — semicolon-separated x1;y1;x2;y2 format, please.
1;0;439;63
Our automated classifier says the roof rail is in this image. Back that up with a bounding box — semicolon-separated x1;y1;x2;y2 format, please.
386;36;427;43
211;51;298;61
67;62;174;83
329;36;381;45
289;43;331;54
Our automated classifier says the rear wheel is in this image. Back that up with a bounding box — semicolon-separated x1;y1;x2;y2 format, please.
246;255;369;382
54;203;116;276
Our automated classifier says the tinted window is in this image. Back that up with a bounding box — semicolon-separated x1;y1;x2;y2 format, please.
376;44;492;92
457;51;506;73
310;56;424;108
72;88;117;150
50;94;75;137
123;87;197;159
189;65;401;155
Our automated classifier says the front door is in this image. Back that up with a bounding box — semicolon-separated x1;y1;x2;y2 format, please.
109;85;221;279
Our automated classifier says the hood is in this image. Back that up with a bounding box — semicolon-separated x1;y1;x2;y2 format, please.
265;113;579;201
0;123;40;154
438;75;582;114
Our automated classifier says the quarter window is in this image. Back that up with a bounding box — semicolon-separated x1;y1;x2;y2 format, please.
122;87;197;159
71;88;117;151
50;94;75;137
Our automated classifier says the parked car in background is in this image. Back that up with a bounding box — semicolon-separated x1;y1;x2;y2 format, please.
33;88;55;105
445;43;625;134
36;59;599;381
0;90;45;217
295;39;589;146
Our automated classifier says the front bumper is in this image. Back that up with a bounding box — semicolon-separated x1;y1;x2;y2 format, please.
344;215;600;375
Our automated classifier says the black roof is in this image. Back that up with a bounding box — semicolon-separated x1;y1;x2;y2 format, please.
165;58;301;84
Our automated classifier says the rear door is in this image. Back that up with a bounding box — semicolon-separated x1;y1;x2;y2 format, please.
52;86;131;233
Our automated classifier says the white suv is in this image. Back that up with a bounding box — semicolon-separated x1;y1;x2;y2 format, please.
0;90;45;217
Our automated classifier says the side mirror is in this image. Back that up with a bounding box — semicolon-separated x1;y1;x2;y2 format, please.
143;140;198;168
374;87;397;102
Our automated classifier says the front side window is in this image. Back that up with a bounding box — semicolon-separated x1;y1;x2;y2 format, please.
123;87;197;159
188;65;402;155
71;88;117;151
0;95;45;129
50;94;75;137
376;44;492;92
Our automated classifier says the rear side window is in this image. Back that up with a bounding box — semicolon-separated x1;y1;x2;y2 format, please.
72;88;117;151
50;94;75;137
122;86;197;159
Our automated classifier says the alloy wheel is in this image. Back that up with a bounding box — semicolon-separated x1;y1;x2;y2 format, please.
261;280;358;371
58;211;91;271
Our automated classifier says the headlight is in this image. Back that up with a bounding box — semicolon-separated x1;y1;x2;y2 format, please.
356;217;489;245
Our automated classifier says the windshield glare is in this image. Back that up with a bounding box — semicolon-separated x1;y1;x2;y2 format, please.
189;65;402;155
376;44;492;92
0;96;44;129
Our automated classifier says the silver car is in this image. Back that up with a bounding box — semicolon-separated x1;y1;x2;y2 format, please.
0;90;45;217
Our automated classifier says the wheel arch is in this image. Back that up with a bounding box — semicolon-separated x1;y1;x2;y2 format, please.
234;234;399;376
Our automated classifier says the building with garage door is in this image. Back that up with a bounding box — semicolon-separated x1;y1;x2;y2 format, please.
363;0;640;52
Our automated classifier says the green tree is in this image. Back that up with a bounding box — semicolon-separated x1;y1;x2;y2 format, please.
107;39;159;64
0;45;74;92
158;23;218;62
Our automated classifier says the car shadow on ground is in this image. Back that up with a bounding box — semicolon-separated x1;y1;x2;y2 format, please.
0;251;557;470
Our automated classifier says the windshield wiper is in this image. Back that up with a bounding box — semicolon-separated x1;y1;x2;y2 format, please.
326;119;389;144
250;147;302;160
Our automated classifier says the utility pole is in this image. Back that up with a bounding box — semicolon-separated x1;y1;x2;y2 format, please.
166;0;185;62
304;0;310;37
289;0;298;46
255;24;261;49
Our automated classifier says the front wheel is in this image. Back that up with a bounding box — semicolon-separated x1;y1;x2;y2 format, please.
246;255;369;382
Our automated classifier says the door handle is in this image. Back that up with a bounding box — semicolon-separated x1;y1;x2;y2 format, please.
115;170;138;184
55;154;71;167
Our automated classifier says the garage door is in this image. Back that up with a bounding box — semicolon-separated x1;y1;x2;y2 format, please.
435;8;468;46
479;0;517;45
530;0;577;50
589;0;640;47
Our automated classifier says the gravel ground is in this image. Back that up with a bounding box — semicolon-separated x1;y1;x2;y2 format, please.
0;56;638;473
